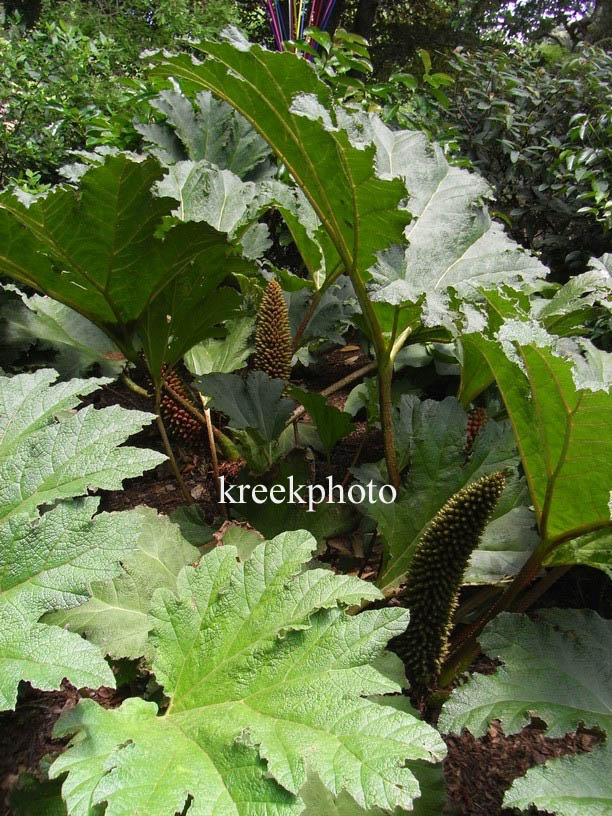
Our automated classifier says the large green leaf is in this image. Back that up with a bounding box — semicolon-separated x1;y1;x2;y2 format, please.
0;370;165;523
0;497;147;710
459;331;612;544
0;154;250;378
45;507;201;660
136;257;241;381
439;609;612;738
0;370;166;710
50;532;446;815
151;29;411;284
503;742;612;816
362;396;528;592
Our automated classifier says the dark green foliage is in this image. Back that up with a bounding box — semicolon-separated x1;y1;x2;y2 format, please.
0;0;246;186
398;471;506;687
254;279;293;382
332;0;607;74
0;17;128;187
439;45;612;277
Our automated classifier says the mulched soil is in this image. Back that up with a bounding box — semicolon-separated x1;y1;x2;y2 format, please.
0;349;607;814
445;722;600;816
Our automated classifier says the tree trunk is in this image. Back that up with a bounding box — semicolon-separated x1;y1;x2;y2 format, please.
588;0;612;42
4;0;42;27
352;0;380;40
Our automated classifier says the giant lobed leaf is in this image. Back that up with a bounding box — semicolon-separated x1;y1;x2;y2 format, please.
150;29;411;284
438;609;612;738
138;87;272;177
45;507;201;660
358;122;547;321
503;742;612;816
0;154;252;379
361;396;531;592
50;532;446;815
459;330;612;544
0;371;166;709
0;497;149;710
0;370;165;523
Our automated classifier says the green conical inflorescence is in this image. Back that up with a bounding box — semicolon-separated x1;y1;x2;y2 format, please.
398;471;506;688
253;278;292;381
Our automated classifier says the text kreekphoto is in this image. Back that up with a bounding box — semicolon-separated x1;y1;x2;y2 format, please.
219;475;397;513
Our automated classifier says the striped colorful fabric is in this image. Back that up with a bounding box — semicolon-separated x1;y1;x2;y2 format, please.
262;0;338;50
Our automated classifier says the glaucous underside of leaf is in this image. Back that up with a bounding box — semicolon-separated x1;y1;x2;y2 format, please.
439;609;612;738
138;87;272;177
50;531;446;815
1;287;125;379
353;120;548;324
503;742;612;816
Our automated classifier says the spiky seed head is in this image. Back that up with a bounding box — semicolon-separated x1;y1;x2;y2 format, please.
159;365;203;445
253;279;292;382
397;471;506;688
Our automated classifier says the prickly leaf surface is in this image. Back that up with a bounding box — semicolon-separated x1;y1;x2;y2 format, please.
51;532;446;815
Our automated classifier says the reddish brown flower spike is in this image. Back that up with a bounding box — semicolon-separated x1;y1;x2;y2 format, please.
160;365;203;445
465;407;488;453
